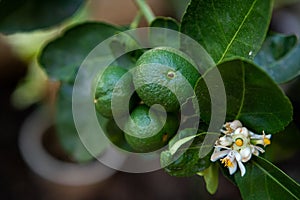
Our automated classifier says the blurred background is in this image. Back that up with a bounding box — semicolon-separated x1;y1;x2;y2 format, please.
1;0;300;199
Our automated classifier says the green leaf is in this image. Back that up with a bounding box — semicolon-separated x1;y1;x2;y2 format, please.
99;116;134;152
167;128;198;157
150;17;179;31
181;0;273;63
204;165;219;195
254;32;300;83
197;163;219;194
263;122;300;162
149;17;180;48
169;134;200;155
39;22;121;83
109;41;144;70
219;162;237;185
161;129;211;177
235;156;300;200
0;0;84;34
198;163;219;194
161;148;211;177
55;83;93;162
195;59;293;134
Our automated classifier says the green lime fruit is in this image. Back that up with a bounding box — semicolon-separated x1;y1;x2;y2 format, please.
94;65;138;118
104;118;134;151
133;47;200;112
124;104;179;152
96;112;134;151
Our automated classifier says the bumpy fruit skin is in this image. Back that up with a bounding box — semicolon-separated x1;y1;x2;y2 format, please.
124;104;179;152
94;66;137;118
133;47;200;112
103;118;134;151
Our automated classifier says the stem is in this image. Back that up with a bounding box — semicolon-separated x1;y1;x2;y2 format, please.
134;0;155;24
130;11;143;29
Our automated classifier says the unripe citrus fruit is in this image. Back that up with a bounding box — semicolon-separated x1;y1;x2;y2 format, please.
94;65;137;118
104;118;134;151
133;47;200;112
124;104;179;152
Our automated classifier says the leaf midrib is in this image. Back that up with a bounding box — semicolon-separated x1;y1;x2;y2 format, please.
253;159;300;199
235;62;246;119
217;0;258;63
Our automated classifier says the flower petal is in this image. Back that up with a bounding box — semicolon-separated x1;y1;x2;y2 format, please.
264;133;272;140
234;127;249;137
233;150;242;162
240;147;252;162
228;159;237;175
237;161;246;177
255;145;265;154
214;145;231;150
249;131;263;139
230;120;243;130
210;149;230;162
250;131;272;140
251;139;264;146
218;135;233;146
241;127;249;137
251;146;259;156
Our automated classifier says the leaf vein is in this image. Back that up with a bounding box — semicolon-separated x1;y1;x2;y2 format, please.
253;159;299;199
217;0;258;63
236;62;246;119
211;0;228;44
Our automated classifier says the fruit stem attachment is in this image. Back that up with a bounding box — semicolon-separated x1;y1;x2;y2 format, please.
130;10;143;29
134;0;155;24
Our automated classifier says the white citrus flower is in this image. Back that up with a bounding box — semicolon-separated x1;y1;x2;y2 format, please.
216;135;233;146
221;120;243;134
210;120;271;177
250;130;272;147
211;147;246;176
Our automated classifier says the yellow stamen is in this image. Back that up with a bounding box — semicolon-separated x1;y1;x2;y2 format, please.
235;138;243;147
263;138;271;146
221;158;234;167
223;123;233;134
94;99;97;103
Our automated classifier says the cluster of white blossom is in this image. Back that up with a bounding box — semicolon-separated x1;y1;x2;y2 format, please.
210;120;271;176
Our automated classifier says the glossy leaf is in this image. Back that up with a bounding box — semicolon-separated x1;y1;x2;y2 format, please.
0;0;84;34
55;83;93;162
181;0;273;63
161;129;210;177
255;32;300;83
219;162;237;185
150;17;179;31
39;22;121;83
198;163;219;195
101;118;134;152
149;17;180;48
263;122;300;162
195;59;293;134
169;134;199;155
161;148;211;177
235;156;300;200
